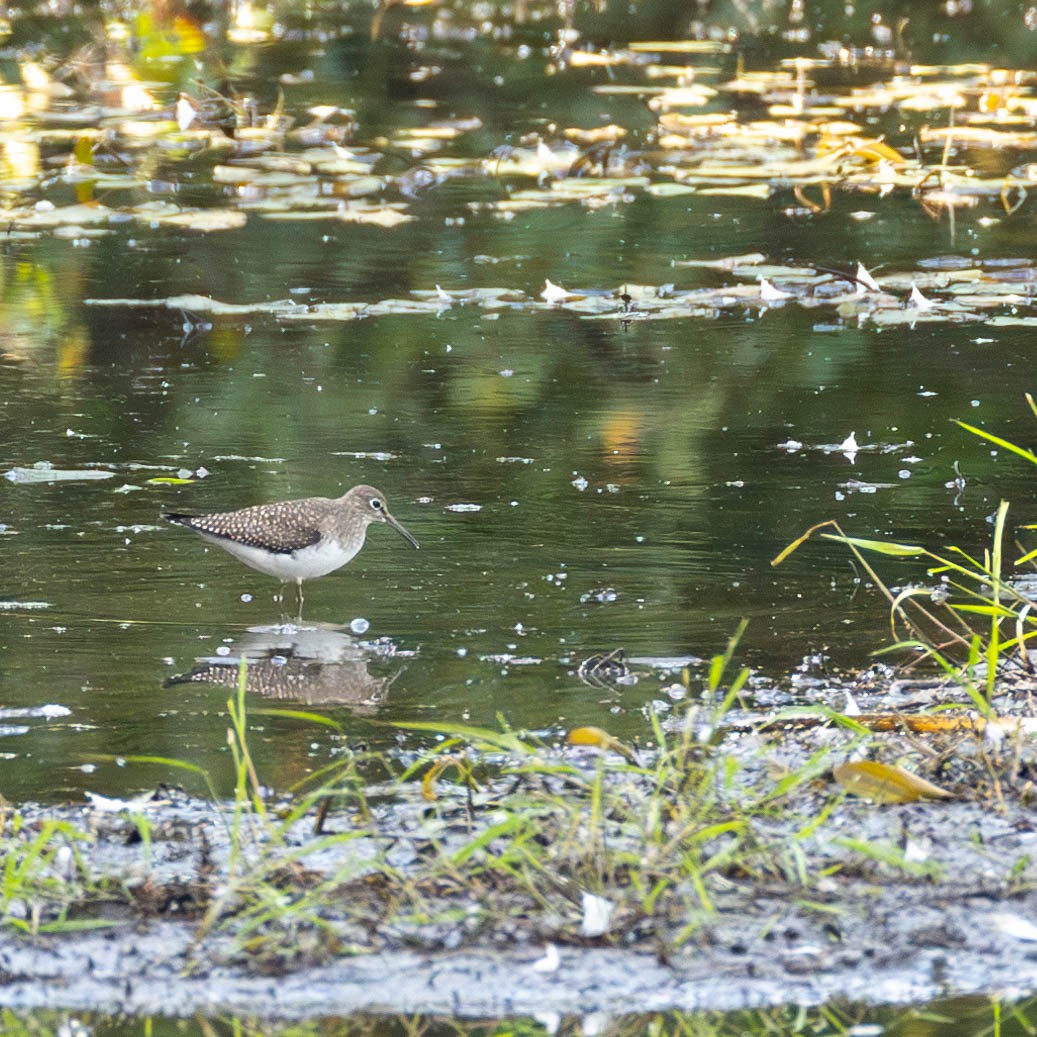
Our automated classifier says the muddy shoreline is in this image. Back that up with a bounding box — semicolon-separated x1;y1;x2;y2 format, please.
4;755;1037;1020
3;894;1037;1019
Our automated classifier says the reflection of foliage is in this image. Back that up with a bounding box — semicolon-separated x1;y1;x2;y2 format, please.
132;10;206;82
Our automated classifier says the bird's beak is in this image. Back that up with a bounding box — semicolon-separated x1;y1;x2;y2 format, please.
385;512;419;549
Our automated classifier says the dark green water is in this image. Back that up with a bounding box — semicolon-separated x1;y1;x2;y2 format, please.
4;0;1037;1029
3;2;1037;802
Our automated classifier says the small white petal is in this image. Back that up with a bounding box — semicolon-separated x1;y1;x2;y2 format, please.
760;277;793;302
855;262;881;293
541;278;571;304
909;283;934;311
580;892;615;937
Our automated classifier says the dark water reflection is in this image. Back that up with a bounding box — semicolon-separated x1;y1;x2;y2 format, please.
4;7;1037;806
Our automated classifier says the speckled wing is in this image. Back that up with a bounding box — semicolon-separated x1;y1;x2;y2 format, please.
165;499;328;554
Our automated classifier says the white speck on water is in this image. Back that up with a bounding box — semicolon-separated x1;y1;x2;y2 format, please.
215;645;231;657
500;368;514;377
456;647;468;657
240;593;252;603
369;408;378;415
446;503;481;512
971;399;981;407
635;535;645;543
334;451;397;461
350;617;370;635
571;475;589;491
898;469;911;479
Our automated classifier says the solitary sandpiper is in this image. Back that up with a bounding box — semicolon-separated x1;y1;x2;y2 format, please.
165;484;418;612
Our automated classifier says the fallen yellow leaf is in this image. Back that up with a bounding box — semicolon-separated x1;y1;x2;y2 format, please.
834;760;953;804
567;726;639;764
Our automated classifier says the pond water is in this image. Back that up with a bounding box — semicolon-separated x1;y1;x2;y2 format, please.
6;0;1037;1029
4;2;1037;807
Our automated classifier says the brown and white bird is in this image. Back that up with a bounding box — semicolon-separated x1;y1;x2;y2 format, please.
165;484;418;611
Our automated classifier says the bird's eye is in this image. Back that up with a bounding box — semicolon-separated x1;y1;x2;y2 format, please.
371;498;383;510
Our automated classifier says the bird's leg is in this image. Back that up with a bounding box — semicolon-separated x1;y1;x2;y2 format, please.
295;578;305;623
275;581;290;623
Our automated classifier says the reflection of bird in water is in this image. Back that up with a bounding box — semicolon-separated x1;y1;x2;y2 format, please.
165;624;403;713
165;485;418;615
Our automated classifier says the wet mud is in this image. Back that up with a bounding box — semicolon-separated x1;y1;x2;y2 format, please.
4;682;1037;1023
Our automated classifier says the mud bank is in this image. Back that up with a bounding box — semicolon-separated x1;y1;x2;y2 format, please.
2;893;1037;1019
3;770;1037;1020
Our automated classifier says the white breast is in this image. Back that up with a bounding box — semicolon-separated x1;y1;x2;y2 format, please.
198;533;363;581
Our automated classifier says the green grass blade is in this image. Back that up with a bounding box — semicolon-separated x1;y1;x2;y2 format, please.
956;420;1037;466
820;533;926;556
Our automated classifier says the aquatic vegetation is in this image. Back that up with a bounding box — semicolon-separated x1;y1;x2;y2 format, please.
82;255;1037;328
7;1;1037;1020
0;627;1005;953
773;398;1037;709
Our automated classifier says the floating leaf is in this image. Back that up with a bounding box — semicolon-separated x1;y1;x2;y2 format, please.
566;726;639;764
5;464;114;484
834;760;953;804
152;209;248;232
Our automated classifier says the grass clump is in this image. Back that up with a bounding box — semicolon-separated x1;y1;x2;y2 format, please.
1;619;1013;974
0;803;119;934
372;622;845;950
0;625;856;963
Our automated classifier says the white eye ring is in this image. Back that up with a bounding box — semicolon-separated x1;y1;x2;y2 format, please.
371;498;384;510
